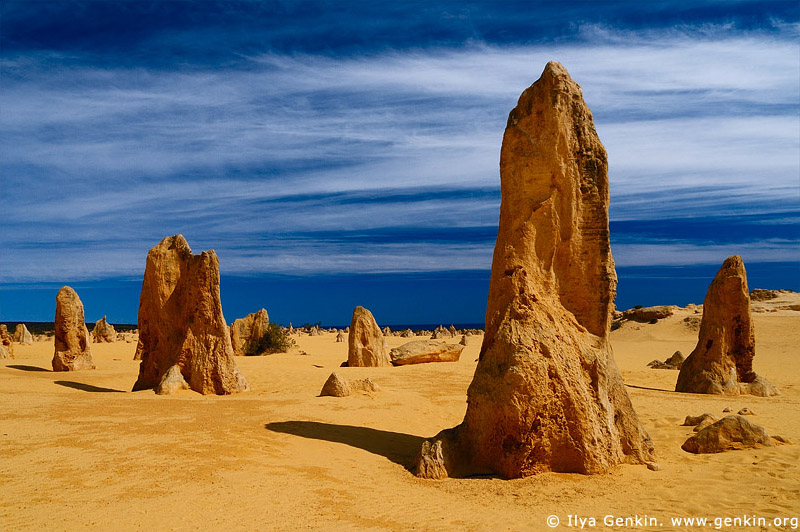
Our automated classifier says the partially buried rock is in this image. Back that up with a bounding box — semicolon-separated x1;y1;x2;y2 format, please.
52;287;95;371
229;308;269;356
13;323;34;345
682;413;718;427
132;235;249;395
647;351;684;370
682;415;772;453
92;316;116;343
347;306;390;367
459;335;468;346
414;62;654;480
737;407;755;416
675;256;778;397
155;365;190;395
319;372;379;397
389;340;464;366
335;330;344;343
622;305;676;322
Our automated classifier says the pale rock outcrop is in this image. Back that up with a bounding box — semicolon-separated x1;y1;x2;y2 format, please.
92;316;116;343
675;256;778;397
389;340;464;366
682;415;773;453
13;323;34;345
0;325;14;359
335;330;344;343
132;235;249;395
319;372;380;397
229;308;269;356
414;62;654;479
347;306;390;367
52;286;95;371
155;365;190;395
459;335;468;346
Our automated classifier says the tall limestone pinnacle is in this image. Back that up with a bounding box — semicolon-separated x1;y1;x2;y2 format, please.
414;62;654;479
132;235;249;395
675;255;778;397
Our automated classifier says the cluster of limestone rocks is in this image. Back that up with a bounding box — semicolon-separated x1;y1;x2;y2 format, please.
6;61;786;473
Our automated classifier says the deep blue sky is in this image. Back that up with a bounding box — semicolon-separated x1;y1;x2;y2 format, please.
1;1;798;326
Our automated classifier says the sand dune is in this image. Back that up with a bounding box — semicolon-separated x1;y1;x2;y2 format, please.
2;303;799;531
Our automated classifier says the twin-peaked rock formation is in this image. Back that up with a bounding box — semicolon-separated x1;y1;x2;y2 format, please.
133;235;249;395
414;62;654;479
52;286;95;371
676;256;778;397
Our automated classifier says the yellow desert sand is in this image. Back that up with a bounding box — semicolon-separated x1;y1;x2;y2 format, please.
1;294;799;531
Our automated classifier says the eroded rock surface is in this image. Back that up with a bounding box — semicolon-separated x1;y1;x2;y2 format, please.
132;235;249;395
347;306;390;367
13;323;34;345
52;287;95;371
414;62;653;479
230;308;269;356
389;340;464;366
92;316;116;343
675;256;778;397
319;372;379;397
682;415;773;453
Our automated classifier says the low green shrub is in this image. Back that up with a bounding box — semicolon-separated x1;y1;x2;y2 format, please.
244;323;296;356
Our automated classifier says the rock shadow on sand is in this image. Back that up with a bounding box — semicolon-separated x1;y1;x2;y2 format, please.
266;421;424;469
7;364;51;372
54;381;126;393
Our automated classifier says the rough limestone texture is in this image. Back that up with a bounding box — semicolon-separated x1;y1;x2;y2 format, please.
319;372;380;397
414;62;654;480
389;340;464;366
347;306;390;367
52;287;95;371
675;256;778;397
13;323;34;345
155;365;190;395
132;235;249;395
335;330;345;343
92;316;117;343
229;308;269;356
682;415;773;453
0;325;14;359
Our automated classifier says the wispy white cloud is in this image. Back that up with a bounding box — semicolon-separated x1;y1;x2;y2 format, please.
1;24;797;283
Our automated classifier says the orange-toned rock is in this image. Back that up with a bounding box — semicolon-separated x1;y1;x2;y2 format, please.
682;415;773;453
0;325;14;359
229;308;269;356
675;256;778;397
132;235;249;395
347;306;390;367
92;316;116;343
414;62;654;480
52;286;95;371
